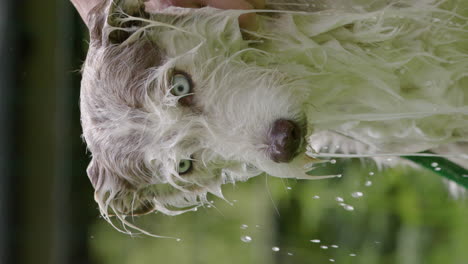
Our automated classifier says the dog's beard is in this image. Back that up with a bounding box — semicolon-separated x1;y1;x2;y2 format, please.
79;0;468;233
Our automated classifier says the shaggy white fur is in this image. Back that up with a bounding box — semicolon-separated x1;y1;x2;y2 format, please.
74;0;467;236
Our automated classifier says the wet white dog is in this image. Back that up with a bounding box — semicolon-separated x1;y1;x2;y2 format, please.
72;0;468;233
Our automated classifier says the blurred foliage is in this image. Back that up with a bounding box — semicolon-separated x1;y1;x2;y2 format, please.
89;160;468;264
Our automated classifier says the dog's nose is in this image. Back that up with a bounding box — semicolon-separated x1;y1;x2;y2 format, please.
267;119;302;163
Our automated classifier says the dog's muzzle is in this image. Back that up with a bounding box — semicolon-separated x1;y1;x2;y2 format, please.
267;119;302;163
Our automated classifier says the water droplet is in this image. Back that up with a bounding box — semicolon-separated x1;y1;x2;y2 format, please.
330;159;337;164
176;239;182;242
336;197;344;202
192;208;198;212
272;247;280;252
329;259;335;262
286;186;292;190
369;172;375;176
351;192;364;198
331;245;339;248
240;224;248;229
350;253;357;256
207;205;212;208
375;241;381;244
435;167;441;171
313;195;320;199
365;180;372;187
241;236;252;243
310;239;321;243
337;174;343;178
344;205;355;211
339;202;346;206
320;245;329;249
287;252;294;256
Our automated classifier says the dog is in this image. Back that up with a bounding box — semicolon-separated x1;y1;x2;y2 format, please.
71;0;468;234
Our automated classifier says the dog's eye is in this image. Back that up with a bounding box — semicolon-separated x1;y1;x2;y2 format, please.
171;72;195;106
178;159;193;174
171;74;191;96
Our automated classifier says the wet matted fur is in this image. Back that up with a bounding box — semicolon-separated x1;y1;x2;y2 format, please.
74;0;468;235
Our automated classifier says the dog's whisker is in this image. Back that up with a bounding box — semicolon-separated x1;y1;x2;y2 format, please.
116;204;181;239
265;175;281;217
207;202;226;217
152;199;195;216
294;174;341;180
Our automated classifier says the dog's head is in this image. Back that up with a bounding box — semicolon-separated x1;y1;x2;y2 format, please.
73;0;318;220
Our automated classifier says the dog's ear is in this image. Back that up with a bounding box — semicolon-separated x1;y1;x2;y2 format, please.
71;0;110;43
86;157;107;190
86;157;138;215
70;0;107;28
86;152;156;215
72;0;149;43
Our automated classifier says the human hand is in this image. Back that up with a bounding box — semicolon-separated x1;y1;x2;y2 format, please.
144;0;265;30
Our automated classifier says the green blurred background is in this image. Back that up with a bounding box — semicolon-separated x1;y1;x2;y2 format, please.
0;1;466;264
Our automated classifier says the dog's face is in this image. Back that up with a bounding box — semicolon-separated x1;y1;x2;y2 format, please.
73;0;468;229
75;0;317;218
